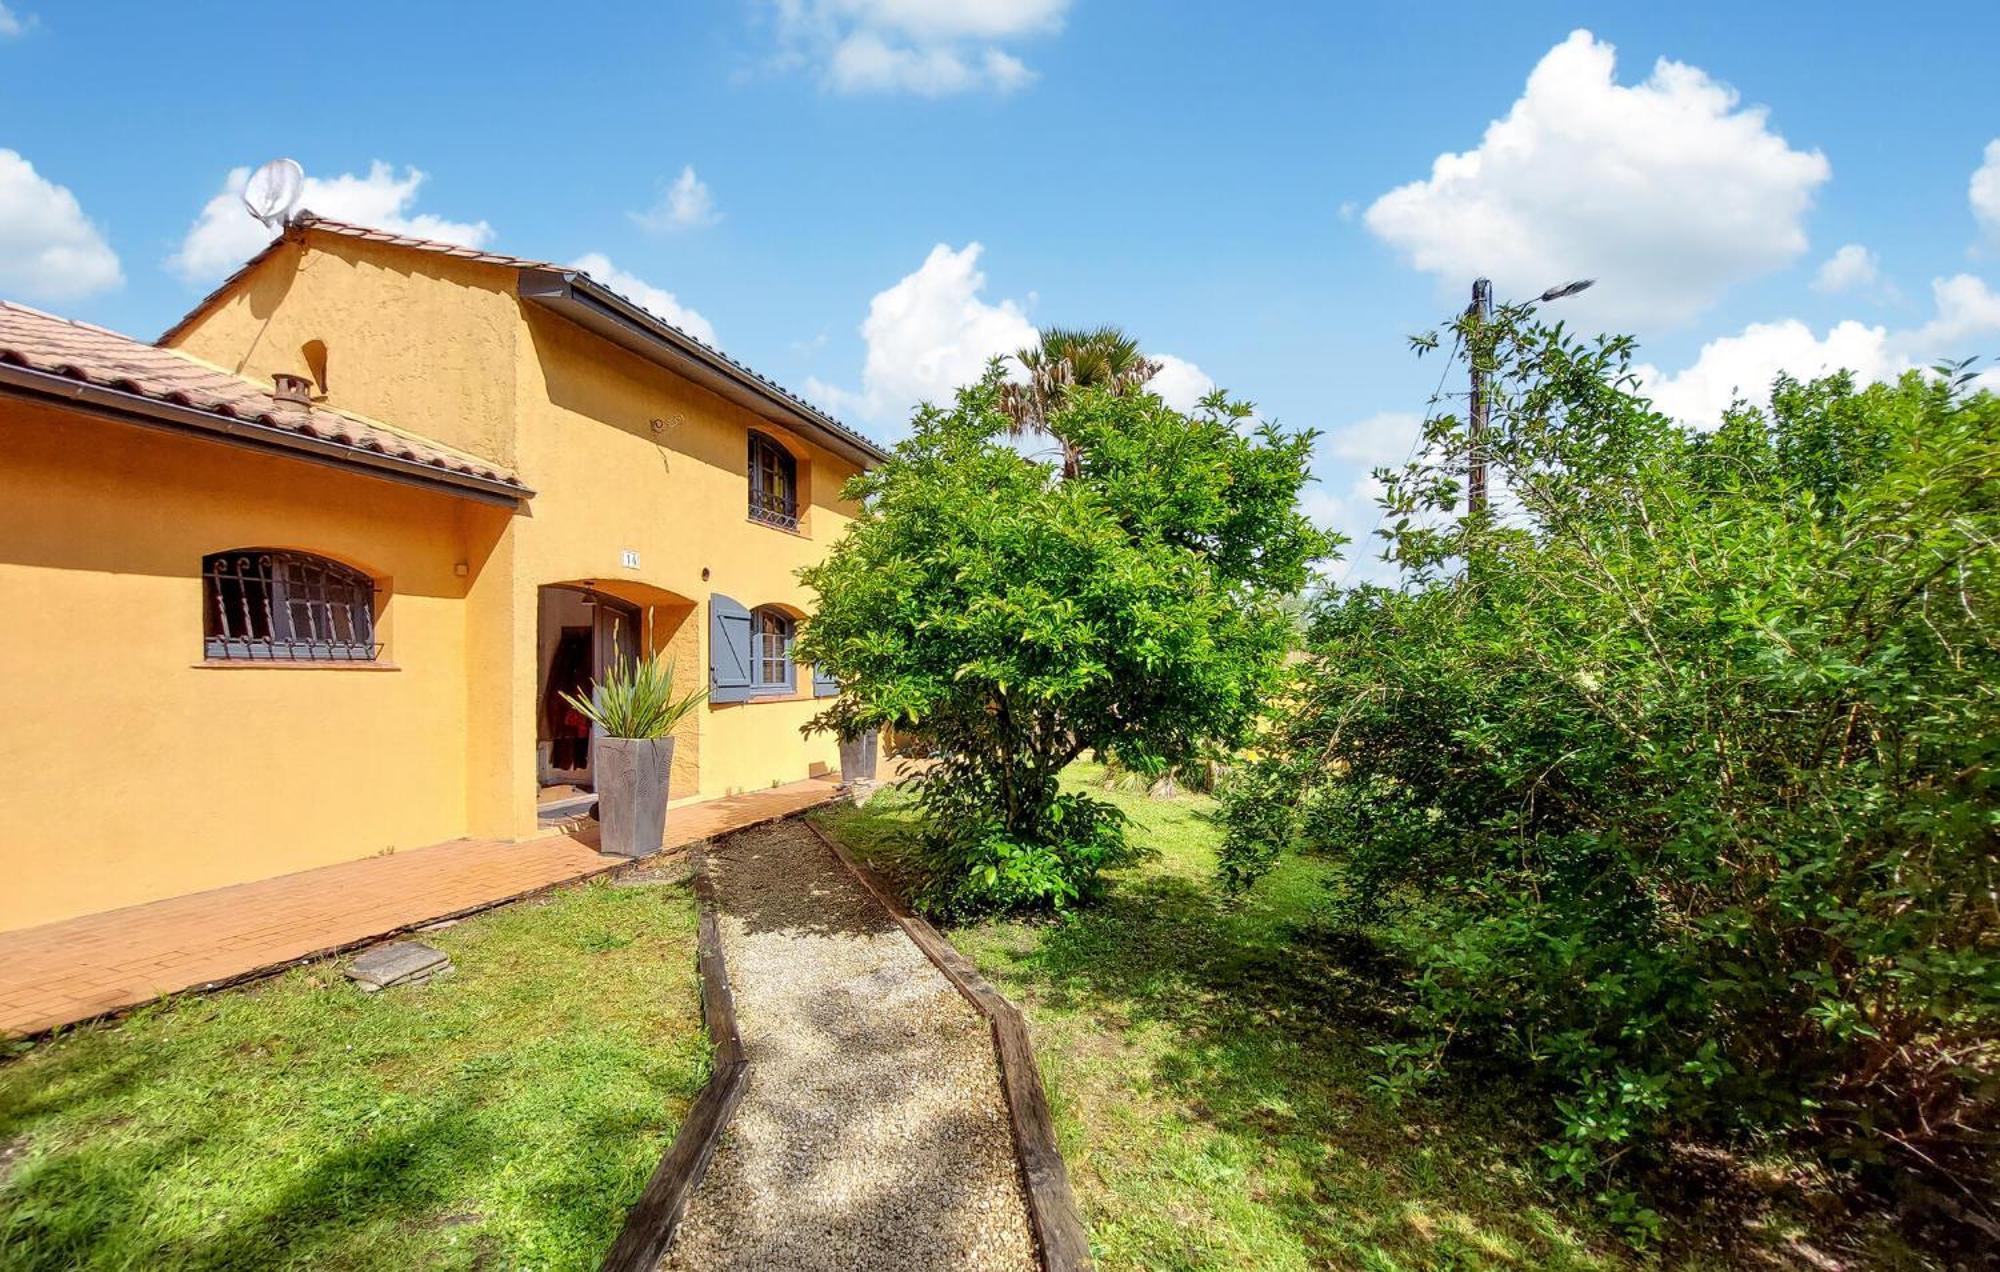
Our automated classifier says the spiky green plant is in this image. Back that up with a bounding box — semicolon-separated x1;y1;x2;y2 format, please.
561;653;705;740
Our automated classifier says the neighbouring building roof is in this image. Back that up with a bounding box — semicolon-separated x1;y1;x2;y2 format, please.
0;299;528;502
161;215;892;468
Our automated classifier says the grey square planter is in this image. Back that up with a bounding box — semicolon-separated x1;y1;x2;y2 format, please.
596;736;674;858
838;730;879;785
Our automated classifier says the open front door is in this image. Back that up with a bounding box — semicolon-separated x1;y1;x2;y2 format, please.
593;596;641;681
587;596;642;778
537;586;642;808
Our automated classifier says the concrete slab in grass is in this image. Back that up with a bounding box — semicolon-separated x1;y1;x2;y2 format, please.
347;941;453;993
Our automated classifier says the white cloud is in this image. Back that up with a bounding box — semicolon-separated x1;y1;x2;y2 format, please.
1972;139;2000;244
770;0;1065;95
1812;243;1878;294
169;162;493;285
0;149;122;301
1904;272;2000;349
1325;409;1424;467
1298;464;1399;586
827;32;1033;94
810;241;1036;430
805;247;1219;431
1638;319;1899;429
800;375;866;421
1637;274;2000;428
1364;29;1829;327
1297;484;1348;536
825;0;1068;41
1146;353;1213;412
632;166;719;232
570;253;717;347
0;5;27;37
1293;410;1433;587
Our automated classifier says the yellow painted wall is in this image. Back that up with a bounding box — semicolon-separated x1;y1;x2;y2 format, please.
0;399;494;930
511;305;855;811
157;229;864;851
168;237;522;469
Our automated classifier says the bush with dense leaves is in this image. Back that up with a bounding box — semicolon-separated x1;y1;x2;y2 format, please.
802;366;1328;916
909;773;1132;917
1221;310;1999;1232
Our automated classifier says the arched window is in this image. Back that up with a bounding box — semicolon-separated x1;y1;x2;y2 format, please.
750;607;795;691
203;549;379;661
748;431;799;530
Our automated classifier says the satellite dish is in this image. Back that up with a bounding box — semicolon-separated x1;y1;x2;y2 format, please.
241;158;305;230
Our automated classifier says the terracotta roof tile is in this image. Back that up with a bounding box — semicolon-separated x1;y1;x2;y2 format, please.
296;217;565;272
0;299;525;492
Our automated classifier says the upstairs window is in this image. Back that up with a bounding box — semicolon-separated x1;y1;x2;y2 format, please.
748;431;799;531
203;549;379;661
751;607;795;691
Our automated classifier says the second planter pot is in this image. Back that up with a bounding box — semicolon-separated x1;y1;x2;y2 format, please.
837;730;879;786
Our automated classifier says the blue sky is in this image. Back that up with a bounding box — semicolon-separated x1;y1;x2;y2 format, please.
4;1;1998;578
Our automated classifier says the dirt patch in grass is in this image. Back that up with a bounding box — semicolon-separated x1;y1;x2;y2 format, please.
0;877;707;1271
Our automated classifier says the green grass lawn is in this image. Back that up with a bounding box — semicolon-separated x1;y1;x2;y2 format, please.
0;875;707;1271
818;764;1669;1272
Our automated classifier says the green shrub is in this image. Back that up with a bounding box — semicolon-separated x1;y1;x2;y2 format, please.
911;769;1134;917
799;363;1329;916
1221;306;1999;1229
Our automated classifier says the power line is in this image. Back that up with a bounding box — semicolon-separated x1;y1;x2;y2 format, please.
1339;323;1464;583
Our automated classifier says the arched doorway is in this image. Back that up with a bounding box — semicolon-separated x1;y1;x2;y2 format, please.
536;583;641;819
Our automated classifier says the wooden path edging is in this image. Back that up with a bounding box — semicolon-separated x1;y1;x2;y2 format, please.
601;843;749;1272
803;818;1093;1272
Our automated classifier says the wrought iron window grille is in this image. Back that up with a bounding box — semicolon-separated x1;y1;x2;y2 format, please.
203;549;381;661
749;488;800;531
748;431;800;531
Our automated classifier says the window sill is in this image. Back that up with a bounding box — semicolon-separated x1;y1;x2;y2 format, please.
710;690;812;707
193;659;401;672
746;514;809;539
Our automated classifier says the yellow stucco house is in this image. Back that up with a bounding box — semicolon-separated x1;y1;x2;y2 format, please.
0;217;886;933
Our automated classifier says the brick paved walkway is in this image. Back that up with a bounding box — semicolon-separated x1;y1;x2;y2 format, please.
0;774;859;1038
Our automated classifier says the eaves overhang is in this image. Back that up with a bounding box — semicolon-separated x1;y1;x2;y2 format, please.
517;269;889;469
0;363;532;507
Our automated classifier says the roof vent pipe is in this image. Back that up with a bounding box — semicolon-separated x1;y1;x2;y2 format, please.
272;373;313;406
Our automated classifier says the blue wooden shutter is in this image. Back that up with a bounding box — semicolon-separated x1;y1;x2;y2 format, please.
709;594;753;704
812;662;839;698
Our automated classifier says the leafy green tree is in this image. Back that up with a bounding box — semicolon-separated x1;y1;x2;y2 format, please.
1000;325;1159;476
802;363;1330;915
1221;303;2000;1235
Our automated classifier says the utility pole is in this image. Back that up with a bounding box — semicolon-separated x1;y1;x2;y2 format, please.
1463;276;1590;521
1466;277;1493;516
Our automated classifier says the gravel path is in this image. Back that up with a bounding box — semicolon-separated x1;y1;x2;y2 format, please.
661;819;1037;1271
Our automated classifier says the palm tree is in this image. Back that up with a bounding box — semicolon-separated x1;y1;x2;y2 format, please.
1000;325;1159;476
